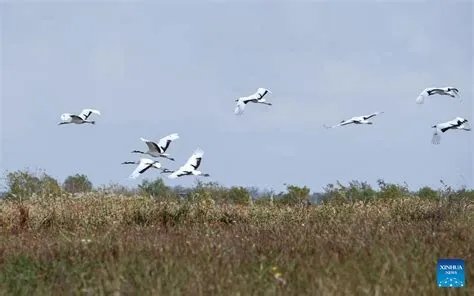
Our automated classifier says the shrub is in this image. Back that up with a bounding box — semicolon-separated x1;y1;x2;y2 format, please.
321;180;376;204
138;177;176;199
278;184;310;206
5;169;61;201
376;179;409;199
189;180;228;203
63;174;93;194
227;186;251;205
319;182;348;205
416;186;439;200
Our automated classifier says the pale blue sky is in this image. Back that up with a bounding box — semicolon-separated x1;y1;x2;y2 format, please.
1;1;472;193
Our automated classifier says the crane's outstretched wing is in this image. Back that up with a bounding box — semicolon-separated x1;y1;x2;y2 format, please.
415;95;426;104
446;87;461;102
458;123;471;131
157;133;179;152
416;89;429;104
255;87;271;99
452;117;467;124
244;87;271;101
151;161;162;169
234;100;246;115
168;168;191;179
140;137;161;153
445;87;459;95
450;117;471;130
249;88;271;103
363;111;384;120
168;149;204;179
129;158;160;179
323;119;354;129
431;127;441;145
182;148;204;170
79;109;101;120
129;159;152;179
60;113;73;121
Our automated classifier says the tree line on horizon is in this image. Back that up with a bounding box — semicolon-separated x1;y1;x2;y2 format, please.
1;168;473;204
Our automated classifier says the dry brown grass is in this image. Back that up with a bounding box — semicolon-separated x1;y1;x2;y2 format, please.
0;195;473;295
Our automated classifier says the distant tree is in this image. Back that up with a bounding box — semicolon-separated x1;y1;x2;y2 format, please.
416;186;438;200
344;180;376;202
279;184;311;206
41;174;62;196
319;182;347;204
5;169;61;200
190;180;227;203
376;179;409;199
227;186;250;205
63;174;93;194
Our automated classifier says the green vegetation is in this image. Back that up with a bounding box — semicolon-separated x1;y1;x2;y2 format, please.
0;169;473;295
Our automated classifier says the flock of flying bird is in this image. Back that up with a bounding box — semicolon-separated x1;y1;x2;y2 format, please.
58;86;470;180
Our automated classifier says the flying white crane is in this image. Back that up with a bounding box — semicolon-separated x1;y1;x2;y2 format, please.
234;87;272;115
122;160;173;174
58;109;101;125
431;117;471;145
416;87;460;104
131;133;179;161
122;158;163;179
323;111;384;129
168;148;210;179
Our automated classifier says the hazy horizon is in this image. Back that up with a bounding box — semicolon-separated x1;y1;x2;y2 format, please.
1;1;472;193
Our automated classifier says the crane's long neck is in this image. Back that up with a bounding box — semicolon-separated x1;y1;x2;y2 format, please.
160;154;175;161
132;150;145;154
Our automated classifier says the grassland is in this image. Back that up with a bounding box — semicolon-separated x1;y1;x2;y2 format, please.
0;194;473;295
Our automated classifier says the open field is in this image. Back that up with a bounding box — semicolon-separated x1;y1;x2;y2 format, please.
0;194;473;295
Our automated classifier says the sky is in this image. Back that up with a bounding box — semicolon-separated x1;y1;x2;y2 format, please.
1;1;472;193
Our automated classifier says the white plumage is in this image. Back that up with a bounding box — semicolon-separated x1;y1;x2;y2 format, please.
122;158;162;179
416;87;460;104
234;87;272;115
168;148;210;179
431;117;470;145
59;109;101;125
323;112;384;129
131;133;179;161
